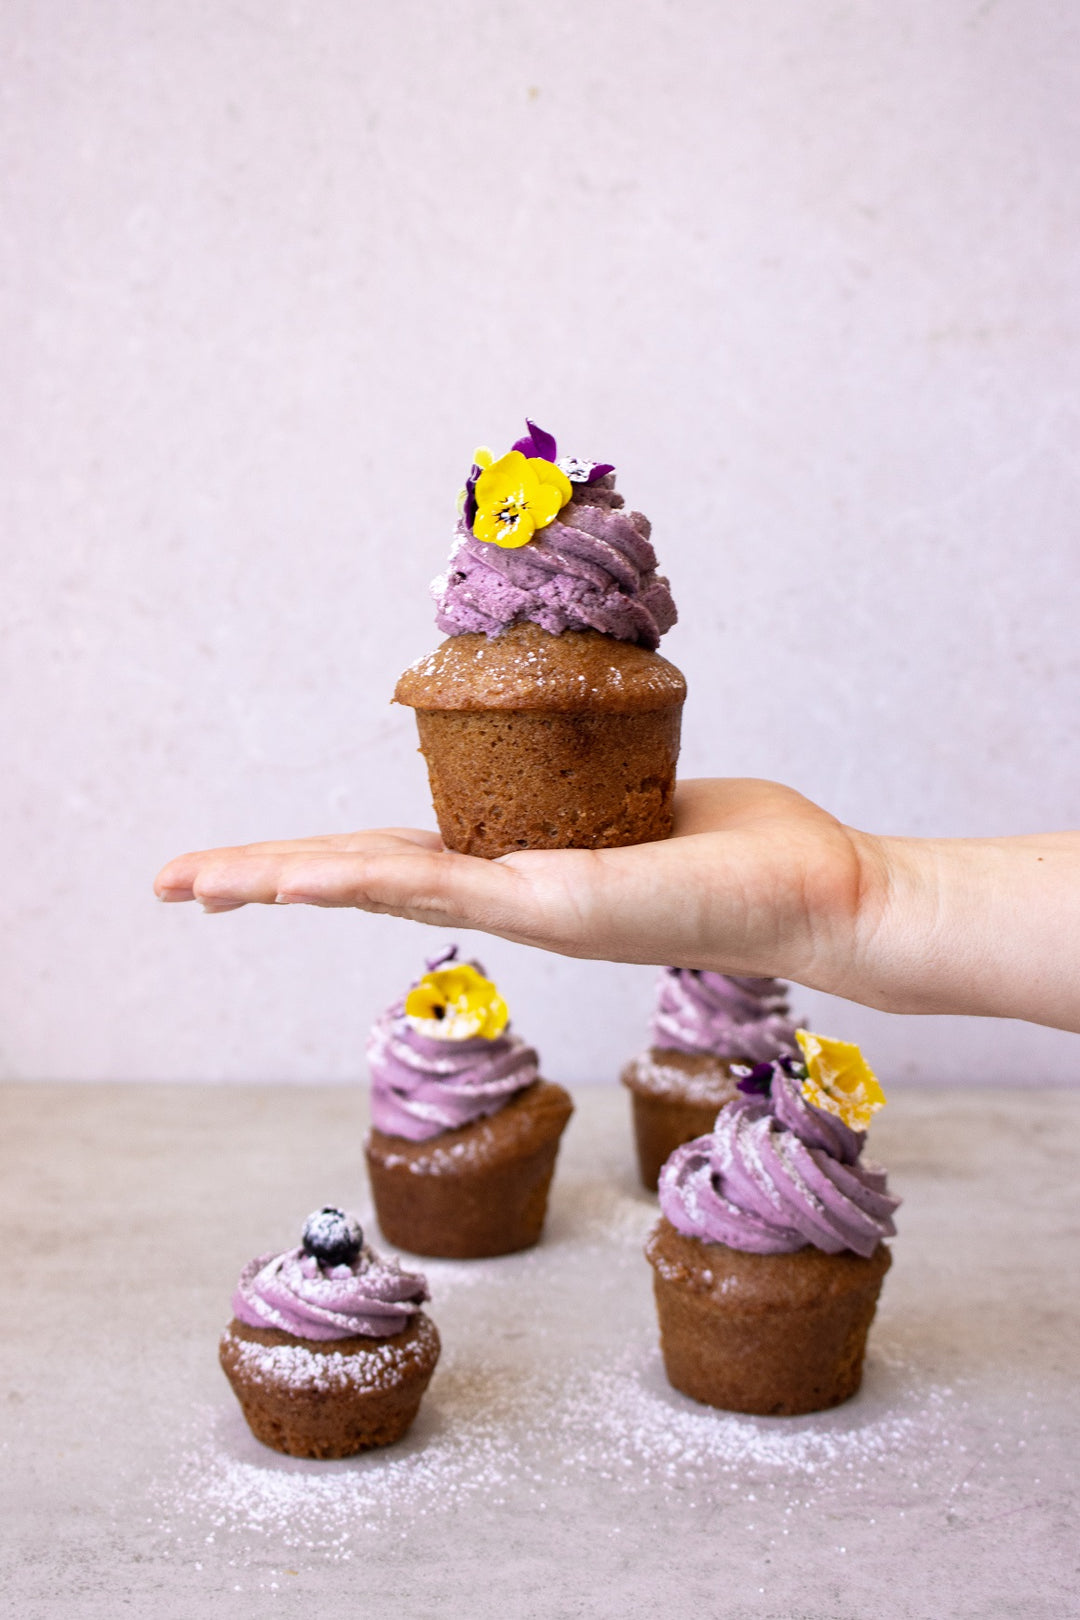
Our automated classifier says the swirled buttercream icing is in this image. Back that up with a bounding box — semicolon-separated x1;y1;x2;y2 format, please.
232;1243;429;1341
367;948;540;1141
650;969;799;1061
658;1060;899;1257
433;479;677;651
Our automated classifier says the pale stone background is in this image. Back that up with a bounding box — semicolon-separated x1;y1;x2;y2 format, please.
3;0;1078;1085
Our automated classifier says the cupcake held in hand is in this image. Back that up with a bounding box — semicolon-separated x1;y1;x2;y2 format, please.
219;1208;440;1458
364;946;574;1258
394;421;686;857
646;1032;900;1416
622;969;801;1191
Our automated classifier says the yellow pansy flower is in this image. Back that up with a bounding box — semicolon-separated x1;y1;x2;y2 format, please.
472;450;572;548
405;962;509;1041
795;1030;886;1132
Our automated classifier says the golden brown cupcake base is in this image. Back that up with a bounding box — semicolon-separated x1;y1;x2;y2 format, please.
365;1079;574;1258
219;1313;440;1458
646;1217;891;1416
395;624;686;858
622;1049;742;1191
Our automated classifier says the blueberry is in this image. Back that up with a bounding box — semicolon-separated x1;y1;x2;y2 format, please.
301;1207;363;1266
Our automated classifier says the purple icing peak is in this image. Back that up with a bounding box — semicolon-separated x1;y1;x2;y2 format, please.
433;478;677;650
658;1062;899;1257
651;969;799;1062
232;1240;429;1341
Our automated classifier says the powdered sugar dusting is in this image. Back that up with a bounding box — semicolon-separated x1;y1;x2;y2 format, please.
557;1344;957;1487
153;1351;549;1555
146;1096;970;1568
623;1051;737;1106
221;1326;434;1395
154;1332;961;1562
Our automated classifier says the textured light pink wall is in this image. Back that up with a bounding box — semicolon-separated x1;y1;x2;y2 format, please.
3;1;1078;1083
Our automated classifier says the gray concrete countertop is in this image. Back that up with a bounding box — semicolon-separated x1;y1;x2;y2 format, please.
2;1082;1077;1620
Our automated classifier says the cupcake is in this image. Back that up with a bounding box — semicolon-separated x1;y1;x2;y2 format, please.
646;1033;899;1416
394;420;685;857
364;945;574;1258
622;969;800;1191
219;1207;440;1458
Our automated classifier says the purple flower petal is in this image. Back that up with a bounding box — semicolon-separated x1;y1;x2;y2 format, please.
463;464;481;528
511;419;559;462
735;1061;776;1097
558;456;617;485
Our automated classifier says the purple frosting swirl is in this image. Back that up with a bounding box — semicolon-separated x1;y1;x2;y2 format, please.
367;992;540;1144
658;1063;899;1257
651;969;799;1062
232;1244;429;1341
432;479;677;651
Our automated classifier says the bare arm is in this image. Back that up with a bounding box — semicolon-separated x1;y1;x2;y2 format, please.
153;778;1080;1033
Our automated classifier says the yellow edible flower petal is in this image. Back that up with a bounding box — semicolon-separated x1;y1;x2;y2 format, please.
472;449;572;549
405;963;510;1041
530;457;573;507
795;1029;886;1132
474;504;537;548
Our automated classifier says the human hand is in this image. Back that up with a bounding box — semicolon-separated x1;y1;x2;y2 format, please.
153;779;879;998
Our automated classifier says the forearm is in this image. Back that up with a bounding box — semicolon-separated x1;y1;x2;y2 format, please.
842;830;1080;1031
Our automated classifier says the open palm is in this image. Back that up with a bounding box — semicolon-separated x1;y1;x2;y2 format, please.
155;779;876;996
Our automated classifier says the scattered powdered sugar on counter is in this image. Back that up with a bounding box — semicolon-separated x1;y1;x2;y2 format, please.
152;1330;960;1561
149;1157;963;1564
153;1352;548;1557
556;1345;958;1489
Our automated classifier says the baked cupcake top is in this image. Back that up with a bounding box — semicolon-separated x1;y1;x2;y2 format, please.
431;420;677;650
232;1208;429;1340
658;1033;900;1257
395;620;686;713
367;946;540;1142
650;969;799;1062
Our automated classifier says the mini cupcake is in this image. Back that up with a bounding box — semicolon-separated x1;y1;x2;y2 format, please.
219;1207;440;1458
646;1033;899;1416
622;969;800;1191
394;421;685;857
364;946;574;1258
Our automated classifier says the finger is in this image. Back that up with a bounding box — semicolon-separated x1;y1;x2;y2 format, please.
154;827;444;901
192;845;543;937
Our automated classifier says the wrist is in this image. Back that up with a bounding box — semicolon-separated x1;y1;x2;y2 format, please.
819;828;927;1013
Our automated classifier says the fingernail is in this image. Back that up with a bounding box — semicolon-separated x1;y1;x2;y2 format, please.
200;900;243;914
274;893;293;905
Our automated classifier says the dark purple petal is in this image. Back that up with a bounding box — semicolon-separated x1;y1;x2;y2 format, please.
463;463;481;529
735;1061;776;1097
527;419;558;461
511;419;558;461
424;944;459;973
584;462;615;483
